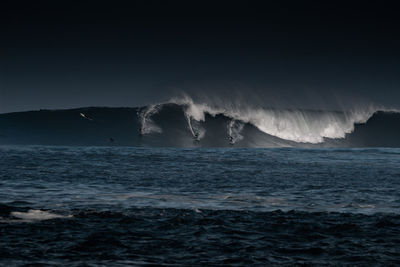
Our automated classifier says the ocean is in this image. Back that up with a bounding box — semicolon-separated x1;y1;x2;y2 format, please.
1;145;400;265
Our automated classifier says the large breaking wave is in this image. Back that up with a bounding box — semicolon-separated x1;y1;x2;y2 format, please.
0;96;399;147
170;95;377;144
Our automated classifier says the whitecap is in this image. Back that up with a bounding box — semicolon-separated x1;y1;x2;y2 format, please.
10;209;72;221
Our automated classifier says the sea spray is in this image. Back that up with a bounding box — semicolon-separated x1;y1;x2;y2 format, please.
138;104;162;134
227;119;244;144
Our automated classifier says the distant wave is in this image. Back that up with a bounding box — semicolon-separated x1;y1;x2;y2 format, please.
0;96;399;147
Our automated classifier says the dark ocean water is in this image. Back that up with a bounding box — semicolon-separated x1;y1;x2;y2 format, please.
1;145;400;265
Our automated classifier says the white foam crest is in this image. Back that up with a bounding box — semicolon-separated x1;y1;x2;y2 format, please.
138;104;162;134
227;120;244;144
238;107;375;143
11;209;72;221
170;95;377;143
171;94;224;121
172;95;216;139
185;114;206;139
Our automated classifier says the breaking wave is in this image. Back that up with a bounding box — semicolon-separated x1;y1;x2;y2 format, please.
0;95;399;147
170;95;377;143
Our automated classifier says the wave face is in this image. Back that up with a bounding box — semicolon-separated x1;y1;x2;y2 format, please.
0;98;399;147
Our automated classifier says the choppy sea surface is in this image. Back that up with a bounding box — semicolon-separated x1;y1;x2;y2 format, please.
1;145;400;265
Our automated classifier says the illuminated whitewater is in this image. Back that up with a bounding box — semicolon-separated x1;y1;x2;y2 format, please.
145;95;378;144
227;120;244;144
138;104;162;134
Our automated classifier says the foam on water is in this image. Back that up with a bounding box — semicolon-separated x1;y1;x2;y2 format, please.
10;209;72;222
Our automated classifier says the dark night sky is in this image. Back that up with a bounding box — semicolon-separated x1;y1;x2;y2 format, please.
1;0;399;113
